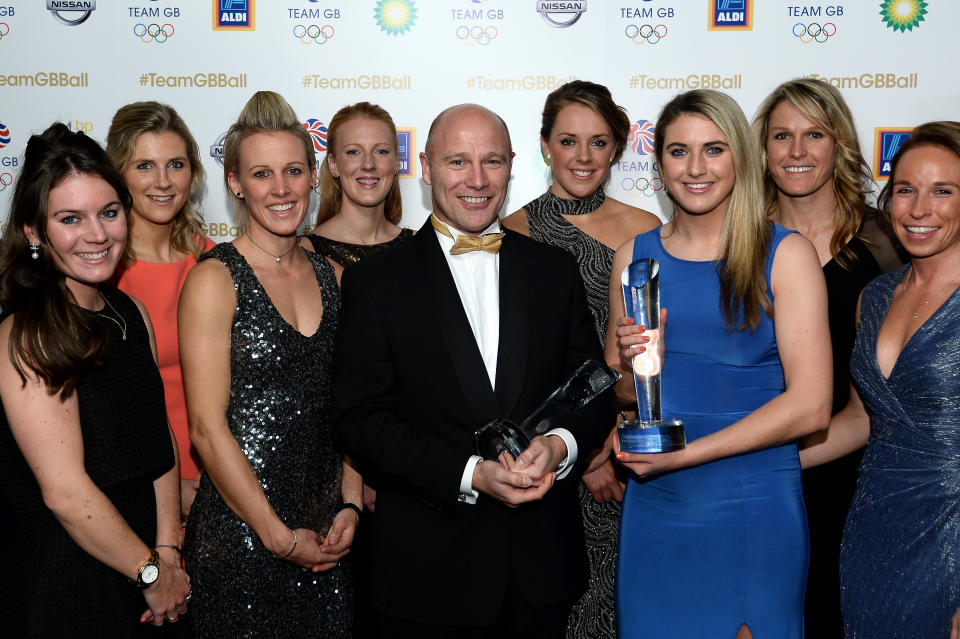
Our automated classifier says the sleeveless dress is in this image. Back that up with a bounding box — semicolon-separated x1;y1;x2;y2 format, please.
112;237;217;480
0;287;174;638
802;212;906;638
524;188;620;639
183;244;351;639
618;225;807;638
839;266;960;638
303;228;413;267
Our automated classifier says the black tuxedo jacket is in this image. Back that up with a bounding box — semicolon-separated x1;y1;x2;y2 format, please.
333;218;614;626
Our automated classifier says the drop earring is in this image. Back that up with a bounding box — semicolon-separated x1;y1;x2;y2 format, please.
29;242;40;260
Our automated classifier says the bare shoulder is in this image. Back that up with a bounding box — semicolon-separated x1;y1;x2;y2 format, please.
181;257;235;308
501;208;530;236
607;198;662;234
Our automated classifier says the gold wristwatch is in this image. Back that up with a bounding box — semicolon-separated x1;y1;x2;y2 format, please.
133;549;161;589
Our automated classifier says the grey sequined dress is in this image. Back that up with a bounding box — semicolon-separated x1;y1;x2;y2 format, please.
184;243;351;638
839;265;960;638
524;188;620;639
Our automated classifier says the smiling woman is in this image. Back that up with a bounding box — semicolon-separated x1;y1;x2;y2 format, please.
753;78;907;637
0;123;190;636
180;91;358;638
302;102;412;268
106;101;215;522
611;90;832;639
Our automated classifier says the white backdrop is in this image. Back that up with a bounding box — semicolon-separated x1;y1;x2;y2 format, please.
0;0;956;240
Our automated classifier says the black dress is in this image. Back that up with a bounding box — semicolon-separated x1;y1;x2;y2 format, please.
0;287;175;638
524;188;619;639
303;228;414;267
184;244;351;638
802;211;906;638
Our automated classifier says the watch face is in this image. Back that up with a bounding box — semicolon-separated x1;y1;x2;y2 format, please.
142;564;159;584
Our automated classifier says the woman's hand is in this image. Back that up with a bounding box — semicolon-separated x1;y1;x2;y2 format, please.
582;459;626;503
613;429;688;479
950;605;960;639
140;555;191;626
312;508;359;572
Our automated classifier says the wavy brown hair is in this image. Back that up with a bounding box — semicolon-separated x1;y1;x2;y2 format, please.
753;78;873;270
106;101;206;262
655;90;771;332
315;102;402;227
0;123;132;398
540;80;631;164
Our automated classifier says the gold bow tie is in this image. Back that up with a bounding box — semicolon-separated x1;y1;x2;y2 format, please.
431;214;505;255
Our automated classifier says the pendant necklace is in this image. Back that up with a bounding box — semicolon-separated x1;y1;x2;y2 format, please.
98;292;127;340
246;234;298;263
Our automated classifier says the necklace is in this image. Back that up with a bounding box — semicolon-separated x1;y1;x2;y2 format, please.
97;292;127;341
246;234;298;263
543;187;606;216
904;268;958;323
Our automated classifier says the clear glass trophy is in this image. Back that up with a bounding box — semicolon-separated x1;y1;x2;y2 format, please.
473;359;619;460
617;258;686;453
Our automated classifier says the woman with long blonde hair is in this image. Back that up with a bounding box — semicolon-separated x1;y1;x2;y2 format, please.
610;90;831;638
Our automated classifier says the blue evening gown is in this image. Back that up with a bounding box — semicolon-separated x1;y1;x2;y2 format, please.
617;225;807;638
840;266;960;638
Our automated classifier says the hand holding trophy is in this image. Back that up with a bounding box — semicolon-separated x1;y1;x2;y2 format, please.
617;258;685;453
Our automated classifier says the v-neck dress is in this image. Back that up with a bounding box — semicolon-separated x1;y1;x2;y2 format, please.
184;243;351;638
839;264;960;638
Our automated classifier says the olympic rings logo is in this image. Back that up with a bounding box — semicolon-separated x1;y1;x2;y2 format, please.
455;25;498;45
621;176;665;197
0;173;14;192
624;23;667;45
0;23;9;41
792;22;836;43
293;24;335;45
133;23;174;43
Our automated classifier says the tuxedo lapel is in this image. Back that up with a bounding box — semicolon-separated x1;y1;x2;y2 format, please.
494;230;528;418
414;221;499;425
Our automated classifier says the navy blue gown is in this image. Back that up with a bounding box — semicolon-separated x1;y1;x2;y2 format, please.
840;266;960;638
617;225;808;638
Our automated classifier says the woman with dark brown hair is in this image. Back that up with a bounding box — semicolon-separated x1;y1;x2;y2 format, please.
0;123;190;636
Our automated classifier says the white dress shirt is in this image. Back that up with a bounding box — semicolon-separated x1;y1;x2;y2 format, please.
431;219;578;504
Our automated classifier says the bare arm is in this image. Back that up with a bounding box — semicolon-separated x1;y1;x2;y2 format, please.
616;233;833;476
799;293;871;468
179;260;334;570
0;316;189;625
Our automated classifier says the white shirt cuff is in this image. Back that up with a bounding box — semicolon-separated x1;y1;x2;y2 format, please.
545;428;577;480
458;455;483;504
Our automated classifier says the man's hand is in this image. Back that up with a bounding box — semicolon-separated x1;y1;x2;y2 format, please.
513;435;567;483
472;459;555;507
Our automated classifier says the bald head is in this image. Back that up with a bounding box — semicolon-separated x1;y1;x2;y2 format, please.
424;104;512;160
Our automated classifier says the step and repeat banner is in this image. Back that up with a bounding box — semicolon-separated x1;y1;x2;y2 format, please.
0;0;956;238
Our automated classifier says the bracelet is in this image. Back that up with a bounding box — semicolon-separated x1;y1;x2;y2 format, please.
273;528;298;560
339;502;362;520
155;544;182;556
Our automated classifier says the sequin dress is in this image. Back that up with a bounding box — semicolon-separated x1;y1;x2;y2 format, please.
523;188;619;639
183;244;351;639
303;228;413;267
840;266;960;638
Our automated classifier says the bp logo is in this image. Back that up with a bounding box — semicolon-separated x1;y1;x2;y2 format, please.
374;0;416;36
880;0;927;32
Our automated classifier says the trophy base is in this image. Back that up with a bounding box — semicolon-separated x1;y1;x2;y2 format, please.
474;419;530;459
618;418;686;453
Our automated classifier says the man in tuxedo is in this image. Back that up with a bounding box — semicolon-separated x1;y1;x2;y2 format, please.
333;104;614;638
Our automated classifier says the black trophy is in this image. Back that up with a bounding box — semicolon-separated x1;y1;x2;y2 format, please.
617;258;686;453
473;359;618;459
